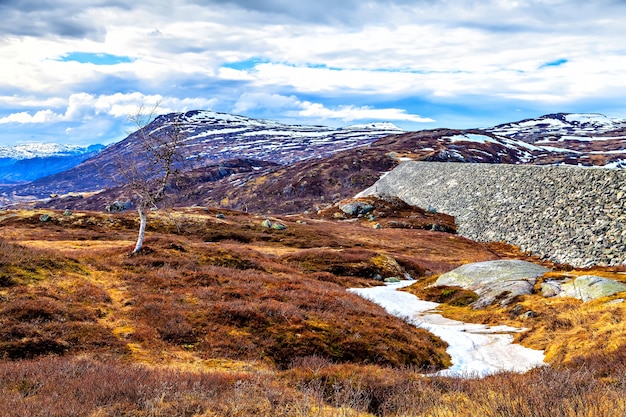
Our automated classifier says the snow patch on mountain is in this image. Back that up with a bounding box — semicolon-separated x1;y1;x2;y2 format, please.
0;143;104;160
486;113;626;141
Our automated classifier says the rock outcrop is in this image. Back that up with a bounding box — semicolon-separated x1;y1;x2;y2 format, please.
360;161;626;267
433;260;550;308
542;275;626;302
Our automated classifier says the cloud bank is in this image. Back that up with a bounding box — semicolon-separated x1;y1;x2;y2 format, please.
1;0;625;144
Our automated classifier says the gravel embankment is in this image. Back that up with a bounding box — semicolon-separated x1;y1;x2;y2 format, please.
361;161;626;267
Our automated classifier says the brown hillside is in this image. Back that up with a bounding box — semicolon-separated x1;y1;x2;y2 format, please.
0;207;624;415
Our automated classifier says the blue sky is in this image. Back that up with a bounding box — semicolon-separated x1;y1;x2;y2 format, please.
1;0;626;146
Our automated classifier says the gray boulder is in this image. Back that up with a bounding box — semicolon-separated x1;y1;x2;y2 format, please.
105;201;128;213
554;275;626;302
271;222;287;230
434;260;550;308
339;201;375;216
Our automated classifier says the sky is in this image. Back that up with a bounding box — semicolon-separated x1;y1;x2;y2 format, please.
1;0;626;146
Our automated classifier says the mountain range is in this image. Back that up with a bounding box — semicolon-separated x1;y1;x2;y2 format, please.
0;144;104;185
2;111;625;212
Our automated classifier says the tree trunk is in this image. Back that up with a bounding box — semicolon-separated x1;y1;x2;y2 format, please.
133;207;147;253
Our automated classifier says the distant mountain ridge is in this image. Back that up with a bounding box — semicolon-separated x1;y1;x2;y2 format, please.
0;144;104;185
486;113;626;141
0;143;104;160
6;111;626;213
0;110;403;199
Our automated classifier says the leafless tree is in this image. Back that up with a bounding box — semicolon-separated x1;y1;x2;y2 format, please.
119;104;186;253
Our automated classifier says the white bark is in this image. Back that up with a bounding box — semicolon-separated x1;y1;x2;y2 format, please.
133;207;147;253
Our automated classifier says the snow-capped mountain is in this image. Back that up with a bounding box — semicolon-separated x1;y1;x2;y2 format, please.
1;110;403;197
0;143;104;160
371;113;626;168
17;111;626;214
485;113;626;141
151;110;403;165
0;144;104;185
484;113;626;168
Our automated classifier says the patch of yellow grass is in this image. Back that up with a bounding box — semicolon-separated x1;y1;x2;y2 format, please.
17;239;134;253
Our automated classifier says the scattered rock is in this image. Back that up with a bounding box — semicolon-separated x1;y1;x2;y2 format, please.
434;260;550;309
271;222;287;230
63;209;72;216
260;219;272;228
39;214;51;222
384;277;401;283
557;275;626;302
373;223;382;229
216;213;225;219
520;310;537;319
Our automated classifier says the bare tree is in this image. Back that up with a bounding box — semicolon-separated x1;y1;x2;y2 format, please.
119;104;186;253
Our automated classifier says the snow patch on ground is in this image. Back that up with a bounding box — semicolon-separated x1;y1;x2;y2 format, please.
349;281;546;378
446;134;492;144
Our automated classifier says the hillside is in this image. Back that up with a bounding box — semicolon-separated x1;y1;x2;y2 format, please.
8;111;626;214
0;205;624;415
0;111;401;200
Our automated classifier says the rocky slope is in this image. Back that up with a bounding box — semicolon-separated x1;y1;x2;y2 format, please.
359;161;626;267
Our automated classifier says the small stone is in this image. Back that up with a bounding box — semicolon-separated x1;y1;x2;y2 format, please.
373;223;382;229
261;219;272;228
271;222;287;230
521;310;537;319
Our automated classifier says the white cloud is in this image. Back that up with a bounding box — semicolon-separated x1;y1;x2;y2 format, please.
1;0;626;144
295;102;435;123
0;92;217;124
0;110;62;124
232;92;434;124
232;92;301;114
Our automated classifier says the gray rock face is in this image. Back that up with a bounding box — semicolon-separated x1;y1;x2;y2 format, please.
544;275;626;302
360;161;626;267
434;260;550;308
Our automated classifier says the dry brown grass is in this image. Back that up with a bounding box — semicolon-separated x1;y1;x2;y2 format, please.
0;208;624;415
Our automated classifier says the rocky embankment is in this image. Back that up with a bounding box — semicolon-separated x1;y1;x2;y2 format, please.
360;161;626;267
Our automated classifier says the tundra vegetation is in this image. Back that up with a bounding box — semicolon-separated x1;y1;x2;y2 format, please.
0;207;624;416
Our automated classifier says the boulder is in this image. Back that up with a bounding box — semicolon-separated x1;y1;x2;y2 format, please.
556;275;626;302
339;201;375;216
105;201;128;213
434;260;550;308
260;219;272;228
271;222;287;230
